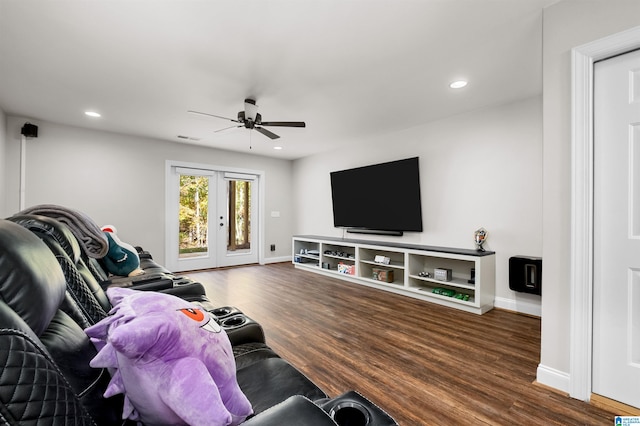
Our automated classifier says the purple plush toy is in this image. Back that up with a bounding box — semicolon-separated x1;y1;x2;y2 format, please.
85;288;253;426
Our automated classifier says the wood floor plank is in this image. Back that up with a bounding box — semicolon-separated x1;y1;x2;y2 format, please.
186;263;620;425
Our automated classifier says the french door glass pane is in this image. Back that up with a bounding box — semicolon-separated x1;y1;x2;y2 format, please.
179;174;209;258
228;180;251;252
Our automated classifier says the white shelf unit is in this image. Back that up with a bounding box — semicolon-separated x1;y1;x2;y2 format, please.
292;235;495;314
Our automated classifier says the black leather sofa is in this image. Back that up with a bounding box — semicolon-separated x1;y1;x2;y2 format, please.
0;216;398;425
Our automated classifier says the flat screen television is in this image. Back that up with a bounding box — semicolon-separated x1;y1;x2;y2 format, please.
330;157;423;236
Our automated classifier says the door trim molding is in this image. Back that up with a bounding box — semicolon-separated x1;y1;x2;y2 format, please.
164;160;266;271
570;25;640;402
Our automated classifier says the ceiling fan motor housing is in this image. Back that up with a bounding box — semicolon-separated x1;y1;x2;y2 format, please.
237;111;264;129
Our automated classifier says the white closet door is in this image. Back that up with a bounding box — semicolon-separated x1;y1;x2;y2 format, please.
593;48;640;409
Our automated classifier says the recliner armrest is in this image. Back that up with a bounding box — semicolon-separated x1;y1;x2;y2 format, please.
242;396;337;426
102;271;170;285
160;282;207;299
103;275;174;291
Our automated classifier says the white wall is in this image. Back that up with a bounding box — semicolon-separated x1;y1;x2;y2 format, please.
3;116;294;266
539;0;640;391
293;96;543;315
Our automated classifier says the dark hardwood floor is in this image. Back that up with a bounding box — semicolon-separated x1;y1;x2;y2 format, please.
186;262;617;425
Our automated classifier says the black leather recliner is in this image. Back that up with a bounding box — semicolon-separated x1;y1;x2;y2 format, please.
11;213;201;294
6;214;331;408
9;214;210;320
0;218;132;425
9;214;269;349
1;214;399;425
0;219;342;425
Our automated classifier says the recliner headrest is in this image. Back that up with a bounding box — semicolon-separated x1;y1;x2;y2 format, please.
0;219;67;335
9;214;82;264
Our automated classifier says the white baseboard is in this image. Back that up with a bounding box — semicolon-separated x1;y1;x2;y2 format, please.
494;296;541;317
262;255;291;264
536;364;570;394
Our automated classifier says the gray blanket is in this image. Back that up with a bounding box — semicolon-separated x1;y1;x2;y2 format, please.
17;204;109;258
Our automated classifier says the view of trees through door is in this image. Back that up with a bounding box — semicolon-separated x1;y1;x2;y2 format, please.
178;175;252;258
179;174;209;258
227;179;251;252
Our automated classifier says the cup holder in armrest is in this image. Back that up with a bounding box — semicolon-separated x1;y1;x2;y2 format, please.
172;276;195;285
212;307;233;317
221;314;247;328
210;306;242;320
330;401;371;426
217;312;266;345
321;390;397;426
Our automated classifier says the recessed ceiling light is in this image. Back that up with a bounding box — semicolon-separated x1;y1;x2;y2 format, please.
85;111;101;118
273;146;283;150
449;80;468;89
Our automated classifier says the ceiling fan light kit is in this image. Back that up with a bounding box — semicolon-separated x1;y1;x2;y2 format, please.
243;98;258;121
189;98;306;141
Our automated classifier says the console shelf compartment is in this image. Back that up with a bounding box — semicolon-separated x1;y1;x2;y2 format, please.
292;239;321;268
293;235;495;314
321;243;356;273
407;284;476;306
408;274;476;291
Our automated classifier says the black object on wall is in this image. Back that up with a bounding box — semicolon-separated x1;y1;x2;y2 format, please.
21;123;38;138
509;256;542;295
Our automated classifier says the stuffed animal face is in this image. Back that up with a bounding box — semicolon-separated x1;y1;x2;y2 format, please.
85;288;253;426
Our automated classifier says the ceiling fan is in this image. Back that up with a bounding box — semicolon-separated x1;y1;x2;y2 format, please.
188;98;306;140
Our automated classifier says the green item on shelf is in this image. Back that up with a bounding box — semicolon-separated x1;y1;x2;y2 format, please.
432;287;456;297
454;293;470;301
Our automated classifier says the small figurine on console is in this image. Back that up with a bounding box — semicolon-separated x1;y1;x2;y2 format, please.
474;227;488;252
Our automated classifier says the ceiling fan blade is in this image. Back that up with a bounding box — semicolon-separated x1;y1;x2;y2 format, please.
255;126;280;140
260;121;306;128
188;110;240;123
214;125;242;133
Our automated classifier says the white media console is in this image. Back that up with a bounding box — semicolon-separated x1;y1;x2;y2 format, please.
292;235;496;314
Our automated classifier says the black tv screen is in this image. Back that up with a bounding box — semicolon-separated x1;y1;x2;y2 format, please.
330;157;423;234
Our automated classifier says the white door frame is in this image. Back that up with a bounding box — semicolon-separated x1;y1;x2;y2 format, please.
570;26;640;401
164;160;266;271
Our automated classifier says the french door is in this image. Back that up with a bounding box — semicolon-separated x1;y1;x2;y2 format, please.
166;164;259;272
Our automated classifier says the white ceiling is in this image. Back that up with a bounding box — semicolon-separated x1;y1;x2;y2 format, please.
0;0;557;160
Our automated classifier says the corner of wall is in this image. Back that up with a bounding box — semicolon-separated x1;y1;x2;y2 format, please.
494;296;542;317
263;255;291;265
536;364;570;395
